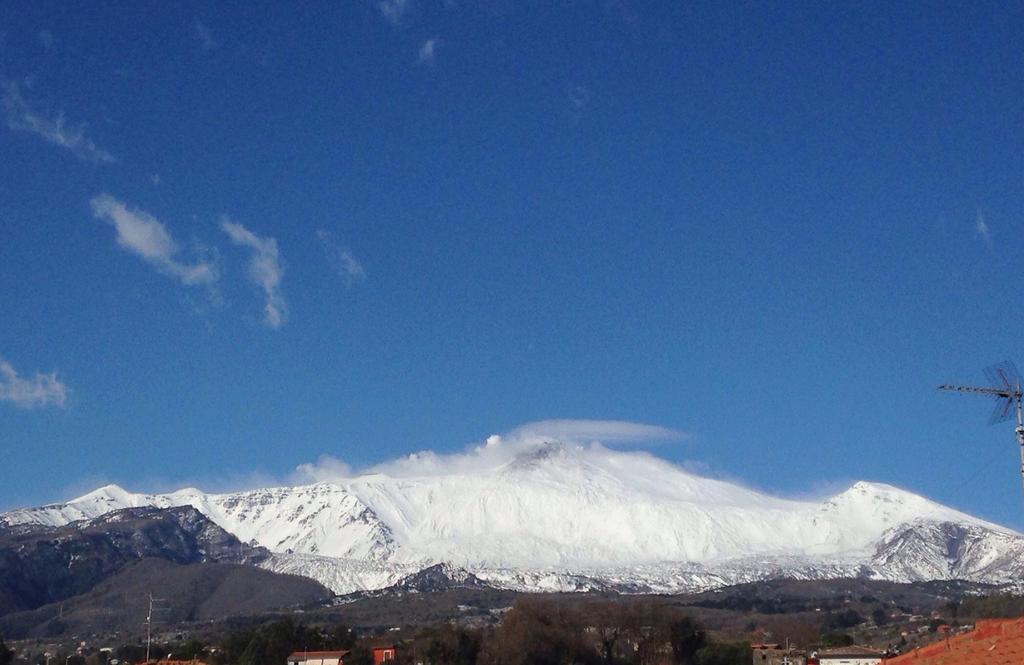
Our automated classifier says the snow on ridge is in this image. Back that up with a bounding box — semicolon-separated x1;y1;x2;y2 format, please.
3;440;1021;594
819;480;1012;535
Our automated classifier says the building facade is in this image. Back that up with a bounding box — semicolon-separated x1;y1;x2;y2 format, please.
808;646;884;665
286;651;349;665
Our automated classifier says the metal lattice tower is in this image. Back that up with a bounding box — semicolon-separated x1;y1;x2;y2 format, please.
143;592;168;663
939;361;1024;492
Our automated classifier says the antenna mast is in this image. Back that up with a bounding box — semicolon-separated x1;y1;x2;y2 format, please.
145;593;153;663
939;361;1024;492
144;593;167;663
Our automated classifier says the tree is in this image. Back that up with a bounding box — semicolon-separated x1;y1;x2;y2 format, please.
344;647;373;665
327;624;356;651
586;601;637;665
222;627;258;665
668;617;706;665
225;619;327;665
694;643;751;665
0;635;13;665
117;645;149;665
944;600;960;625
239;633;272;665
481;599;597;665
627;600;683;665
819;633;853;648
871;608;889;627
170;640;206;660
755;616;819;648
959;593;1024;619
822;609;862;631
415;624;480;665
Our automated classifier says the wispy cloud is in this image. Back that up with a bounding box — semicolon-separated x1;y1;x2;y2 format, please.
377;0;411;25
565;84;592;124
504;419;683;445
38;30;55;50
316;229;365;286
221;220;287;328
291;419;687;483
975;210;993;250
193;19;216;51
2;81;115;163
568;85;591;111
291;455;354;484
90;194;219;286
418;38;439;64
0;357;68;409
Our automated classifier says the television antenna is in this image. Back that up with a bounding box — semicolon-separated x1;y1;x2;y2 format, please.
938;360;1024;492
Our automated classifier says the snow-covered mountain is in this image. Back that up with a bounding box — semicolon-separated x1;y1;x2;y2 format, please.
4;440;1021;594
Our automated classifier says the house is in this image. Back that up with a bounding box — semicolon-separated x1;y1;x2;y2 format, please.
807;645;884;665
371;646;397;665
884;618;1024;664
752;643;806;665
286;651;349;665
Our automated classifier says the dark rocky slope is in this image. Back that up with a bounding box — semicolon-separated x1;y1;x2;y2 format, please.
0;506;267;616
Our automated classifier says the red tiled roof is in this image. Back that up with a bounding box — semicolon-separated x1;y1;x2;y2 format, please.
886;618;1024;664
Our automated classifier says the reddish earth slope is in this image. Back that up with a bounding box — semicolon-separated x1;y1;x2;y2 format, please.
887;618;1024;664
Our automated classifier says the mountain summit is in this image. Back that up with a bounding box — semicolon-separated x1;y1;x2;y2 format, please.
3;442;1021;594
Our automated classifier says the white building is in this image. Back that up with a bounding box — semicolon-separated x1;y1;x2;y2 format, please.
287;651;349;665
810;645;884;665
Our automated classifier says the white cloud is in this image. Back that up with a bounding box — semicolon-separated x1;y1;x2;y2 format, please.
975;210;993;250
291;455;354;484
504;419;682;444
316;229;365;286
2;81;115;163
0;358;68;409
293;419;687;482
90;194;219;286
339;251;365;282
378;0;411;25
418;38;439;64
221;220;287;328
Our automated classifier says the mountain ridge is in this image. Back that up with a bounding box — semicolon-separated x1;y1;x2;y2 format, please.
3;442;1020;595
0;505;268;616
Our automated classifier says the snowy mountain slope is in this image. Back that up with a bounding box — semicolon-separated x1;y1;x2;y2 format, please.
3;440;1020;594
4;484;398;561
259;552;415;593
869;519;1024;582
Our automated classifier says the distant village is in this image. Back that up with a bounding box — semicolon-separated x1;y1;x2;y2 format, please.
5;592;1024;665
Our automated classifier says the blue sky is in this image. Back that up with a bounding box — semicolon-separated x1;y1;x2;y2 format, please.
2;1;1024;527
